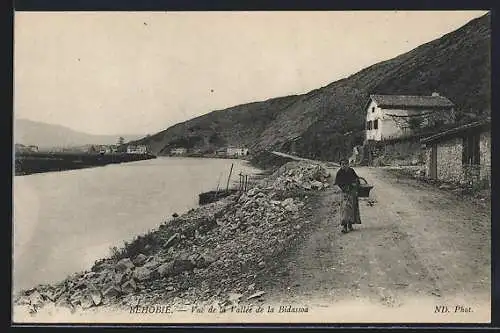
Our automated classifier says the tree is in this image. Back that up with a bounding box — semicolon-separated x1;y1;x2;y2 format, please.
118;137;125;145
408;117;423;131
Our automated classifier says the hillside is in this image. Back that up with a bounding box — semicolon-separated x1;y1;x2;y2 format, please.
14;119;144;149
132;13;490;161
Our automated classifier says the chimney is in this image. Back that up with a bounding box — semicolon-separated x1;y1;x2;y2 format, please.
431;92;440;97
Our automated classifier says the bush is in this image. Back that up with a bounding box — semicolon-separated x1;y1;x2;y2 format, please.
108;230;162;262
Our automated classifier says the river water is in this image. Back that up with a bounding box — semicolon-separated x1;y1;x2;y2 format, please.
12;157;261;293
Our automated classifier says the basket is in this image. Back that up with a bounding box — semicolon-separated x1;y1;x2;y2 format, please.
358;177;373;198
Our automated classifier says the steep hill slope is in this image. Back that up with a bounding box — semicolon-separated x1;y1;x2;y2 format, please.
133;13;490;161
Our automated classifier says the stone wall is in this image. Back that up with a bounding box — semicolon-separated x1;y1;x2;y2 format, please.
479;131;491;186
423;129;490;186
361;138;424;166
424;147;432;177
435;137;463;183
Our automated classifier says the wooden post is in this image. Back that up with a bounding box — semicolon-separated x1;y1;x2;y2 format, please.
226;163;234;191
245;175;249;191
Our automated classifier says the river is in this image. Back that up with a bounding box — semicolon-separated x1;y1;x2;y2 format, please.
12;157;261;293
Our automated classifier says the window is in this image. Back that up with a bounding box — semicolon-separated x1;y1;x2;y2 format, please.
372;107;375;113
374;119;379;129
367;120;372;130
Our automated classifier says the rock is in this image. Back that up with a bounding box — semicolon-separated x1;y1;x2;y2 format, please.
164;233;180;249
157;261;175;277
41;288;60;302
28;290;44;307
89;289;102;306
311;180;324;189
92;260;113;273
248;188;258;197
80;295;94;309
247;291;266;300
228;292;243;304
114;272;128;285
55;297;75;312
166;286;175;292
22;287;37;296
172;254;196;274
197;253;217;267
83;271;98;279
122;279;138;293
115;258;135;272
103;286;121;298
132;254;148;266
247;283;256;291
133;267;152;281
284;202;298;212
143;257;162;270
69;290;83;306
258;261;266;268
302;182;312;190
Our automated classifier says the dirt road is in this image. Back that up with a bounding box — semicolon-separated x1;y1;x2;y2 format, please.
265;166;491;321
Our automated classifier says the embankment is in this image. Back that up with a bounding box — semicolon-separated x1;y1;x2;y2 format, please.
14;152;157;176
13;161;336;320
249;150;295;172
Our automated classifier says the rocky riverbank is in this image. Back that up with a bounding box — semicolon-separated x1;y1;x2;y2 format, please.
13;161;336;320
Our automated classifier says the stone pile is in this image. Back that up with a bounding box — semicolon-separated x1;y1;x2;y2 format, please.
14;161;331;315
262;162;331;191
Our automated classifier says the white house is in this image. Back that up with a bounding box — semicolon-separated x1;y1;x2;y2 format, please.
364;93;455;141
27;145;39;152
226;147;249;157
170;147;187;155
127;145;148;154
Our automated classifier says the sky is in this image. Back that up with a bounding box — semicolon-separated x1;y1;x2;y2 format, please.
14;10;488;136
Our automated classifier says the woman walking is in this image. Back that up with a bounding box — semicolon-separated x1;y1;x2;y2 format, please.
334;159;362;233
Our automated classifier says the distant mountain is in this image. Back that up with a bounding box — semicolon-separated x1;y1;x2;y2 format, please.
129;13;491;161
14;119;144;149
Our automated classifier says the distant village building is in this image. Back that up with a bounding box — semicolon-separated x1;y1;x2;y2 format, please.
170;147;187;155
365;93;455;141
28;145;39;152
226;147;249;157
215;148;227;157
15;144;39;153
420;117;490;187
127;145;148;154
98;145;118;154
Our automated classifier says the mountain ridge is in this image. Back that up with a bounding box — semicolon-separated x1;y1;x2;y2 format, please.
131;13;491;160
14;118;145;148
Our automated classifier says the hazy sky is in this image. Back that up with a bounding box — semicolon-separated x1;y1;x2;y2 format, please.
14;10;488;135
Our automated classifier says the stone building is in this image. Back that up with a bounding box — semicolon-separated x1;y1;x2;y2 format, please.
365;93;455;142
127;145;148;154
226;147;249;157
170;147;187;156
420;117;491;187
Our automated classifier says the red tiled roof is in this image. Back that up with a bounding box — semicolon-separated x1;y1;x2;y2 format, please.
370;94;455;109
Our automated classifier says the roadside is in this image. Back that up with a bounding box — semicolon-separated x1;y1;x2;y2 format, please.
264;166;491;320
12;158;491;323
